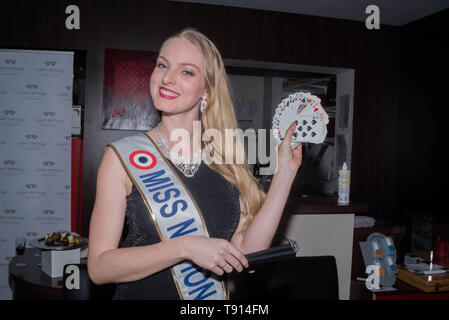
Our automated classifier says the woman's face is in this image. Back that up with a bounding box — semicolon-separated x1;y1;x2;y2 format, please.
150;37;207;115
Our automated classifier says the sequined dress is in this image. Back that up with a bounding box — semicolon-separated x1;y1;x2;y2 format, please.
112;160;241;300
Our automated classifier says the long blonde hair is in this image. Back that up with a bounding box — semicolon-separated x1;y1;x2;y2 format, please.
164;28;266;231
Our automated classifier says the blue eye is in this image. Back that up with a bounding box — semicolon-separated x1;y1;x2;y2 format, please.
157;63;167;69
183;70;194;76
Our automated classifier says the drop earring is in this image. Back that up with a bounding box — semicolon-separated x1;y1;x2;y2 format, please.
200;98;207;113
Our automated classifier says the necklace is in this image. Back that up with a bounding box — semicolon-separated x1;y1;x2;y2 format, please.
156;126;202;177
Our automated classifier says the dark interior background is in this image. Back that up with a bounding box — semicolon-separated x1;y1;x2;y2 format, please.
1;0;448;239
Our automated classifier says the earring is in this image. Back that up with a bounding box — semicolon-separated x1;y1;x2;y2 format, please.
200;98;207;113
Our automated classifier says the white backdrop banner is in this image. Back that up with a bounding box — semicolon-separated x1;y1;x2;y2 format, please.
0;49;74;299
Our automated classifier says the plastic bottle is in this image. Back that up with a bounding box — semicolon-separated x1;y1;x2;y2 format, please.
338;162;351;205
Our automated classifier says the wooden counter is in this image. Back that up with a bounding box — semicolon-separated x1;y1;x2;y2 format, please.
284;194;369;215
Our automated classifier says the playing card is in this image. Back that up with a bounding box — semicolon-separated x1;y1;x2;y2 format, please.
293;116;324;143
272;92;329;146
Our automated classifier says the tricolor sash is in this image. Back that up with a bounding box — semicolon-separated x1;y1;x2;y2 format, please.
108;133;228;300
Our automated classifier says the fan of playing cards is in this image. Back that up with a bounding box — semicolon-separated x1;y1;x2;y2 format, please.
272;92;329;148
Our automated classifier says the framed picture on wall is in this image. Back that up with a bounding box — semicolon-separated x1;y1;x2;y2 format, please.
102;48;159;130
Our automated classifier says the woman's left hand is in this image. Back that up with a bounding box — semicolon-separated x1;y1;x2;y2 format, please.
277;121;303;175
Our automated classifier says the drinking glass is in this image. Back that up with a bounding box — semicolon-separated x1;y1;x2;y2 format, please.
15;237;26;267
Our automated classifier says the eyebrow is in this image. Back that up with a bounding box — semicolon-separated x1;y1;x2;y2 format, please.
157;55;201;72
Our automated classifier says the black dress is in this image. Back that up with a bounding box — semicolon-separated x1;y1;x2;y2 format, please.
112;160;241;300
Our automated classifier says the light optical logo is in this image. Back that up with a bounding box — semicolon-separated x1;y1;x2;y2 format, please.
43;111;56;117
35;160;63;177
35;208;63;225
0;58;24;75
17;134;47;150
56;184;71;200
26;84;39;90
57;84;72;101
0;159;24;176
35;110;64;127
36;60;64;76
0;109;24;126
3;160;15;165
56;135;71;151
17;183;46;200
17;83;46;100
4;59;16;65
0;208;24;225
3;208;16;214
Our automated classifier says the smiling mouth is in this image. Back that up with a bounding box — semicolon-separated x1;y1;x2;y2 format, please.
159;87;180;99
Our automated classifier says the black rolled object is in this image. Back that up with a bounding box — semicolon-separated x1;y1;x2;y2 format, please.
245;244;297;266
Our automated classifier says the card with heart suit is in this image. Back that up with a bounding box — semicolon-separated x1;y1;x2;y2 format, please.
272;92;329;148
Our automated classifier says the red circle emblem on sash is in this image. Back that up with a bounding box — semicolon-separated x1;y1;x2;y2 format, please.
129;150;157;170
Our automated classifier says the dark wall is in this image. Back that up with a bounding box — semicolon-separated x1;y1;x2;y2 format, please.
396;9;449;222
1;0;405;235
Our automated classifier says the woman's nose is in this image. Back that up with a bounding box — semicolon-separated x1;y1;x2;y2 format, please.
162;68;175;85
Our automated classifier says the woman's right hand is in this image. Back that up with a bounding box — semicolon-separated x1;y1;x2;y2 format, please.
180;236;249;276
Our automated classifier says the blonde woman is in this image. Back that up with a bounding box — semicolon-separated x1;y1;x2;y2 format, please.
88;28;302;299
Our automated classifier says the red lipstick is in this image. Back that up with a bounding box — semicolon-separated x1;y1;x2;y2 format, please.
159;87;180;100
